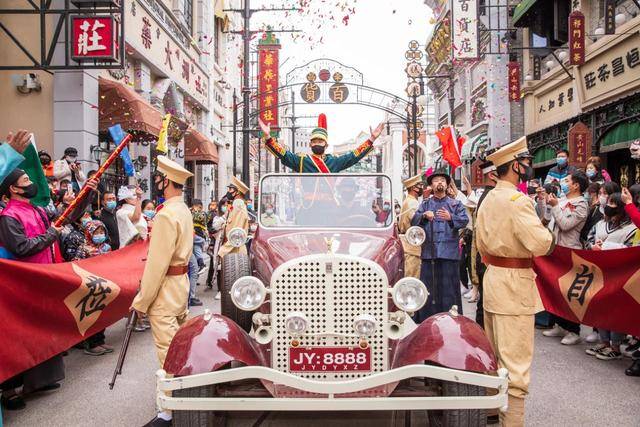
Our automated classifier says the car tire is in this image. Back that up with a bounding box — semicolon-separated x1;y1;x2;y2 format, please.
426;380;487;427
172;385;226;427
221;252;253;332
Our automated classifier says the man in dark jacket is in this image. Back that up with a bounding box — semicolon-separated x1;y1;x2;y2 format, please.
99;191;120;250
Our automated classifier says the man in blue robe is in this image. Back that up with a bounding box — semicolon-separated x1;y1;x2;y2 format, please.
411;169;469;322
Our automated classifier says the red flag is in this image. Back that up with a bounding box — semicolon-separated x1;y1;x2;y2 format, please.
0;241;147;382
534;245;640;336
436;126;465;169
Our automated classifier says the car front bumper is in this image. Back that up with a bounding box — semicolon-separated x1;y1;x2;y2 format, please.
156;364;509;412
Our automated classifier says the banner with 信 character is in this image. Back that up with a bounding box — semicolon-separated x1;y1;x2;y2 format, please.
0;241;147;383
534;245;640;336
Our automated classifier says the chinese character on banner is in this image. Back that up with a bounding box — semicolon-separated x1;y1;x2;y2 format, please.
257;32;281;137
508;62;521;102
569;11;586;65
605;0;616;34
451;0;479;60
71;16;116;61
568;121;592;168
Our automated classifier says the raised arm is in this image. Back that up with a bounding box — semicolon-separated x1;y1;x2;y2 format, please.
259;119;302;171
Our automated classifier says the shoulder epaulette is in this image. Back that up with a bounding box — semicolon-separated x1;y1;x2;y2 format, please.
510;193;523;202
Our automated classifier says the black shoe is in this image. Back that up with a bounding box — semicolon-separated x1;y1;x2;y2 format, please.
143;416;172;427
189;298;203;307
1;394;26;410
626;360;640;377
487;414;499;424
197;265;206;274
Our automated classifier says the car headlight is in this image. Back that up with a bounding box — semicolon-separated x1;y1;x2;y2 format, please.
406;226;426;246
353;314;377;337
228;227;248;248
285;312;308;335
392;278;428;312
230;277;267;311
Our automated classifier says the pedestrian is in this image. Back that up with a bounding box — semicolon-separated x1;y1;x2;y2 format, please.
397;174;423;279
1;130;30;183
468;160;498;328
99;191;120;250
411;168;469;322
142;199;156;231
542;171;589;346
205;200;218;232
260;202;280;227
38;150;54;177
205;199;227;299
116;185;147;247
130;156;194;427
190;199;207;272
58;178;71;193
60;208;93;262
0;169;97;410
585;156;611;184
544;148;577;198
53;147;86;192
218;177;250;259
476;137;555;426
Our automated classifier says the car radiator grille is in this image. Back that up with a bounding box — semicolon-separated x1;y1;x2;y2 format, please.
271;254;388;380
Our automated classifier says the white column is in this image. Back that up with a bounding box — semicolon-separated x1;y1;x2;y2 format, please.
389;126;404;204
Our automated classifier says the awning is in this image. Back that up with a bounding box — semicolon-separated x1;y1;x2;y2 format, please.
461;133;489;161
184;128;219;164
512;0;539;28
98;77;163;136
599;120;640;153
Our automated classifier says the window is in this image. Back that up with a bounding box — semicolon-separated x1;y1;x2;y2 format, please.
214;17;222;65
528;0;571;49
184;0;193;34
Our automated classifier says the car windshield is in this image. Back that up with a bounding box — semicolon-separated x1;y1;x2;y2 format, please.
259;174;394;229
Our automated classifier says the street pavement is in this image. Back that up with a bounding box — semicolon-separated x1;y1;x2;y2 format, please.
3;284;639;427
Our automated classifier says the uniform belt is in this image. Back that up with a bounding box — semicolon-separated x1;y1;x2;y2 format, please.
482;254;532;269
166;265;189;276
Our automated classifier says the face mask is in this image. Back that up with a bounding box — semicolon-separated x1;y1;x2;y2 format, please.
514;161;534;182
153;176;168;200
604;205;619;218
225;190;236;200
143;210;156;219
40;156;50;165
586;170;596;178
250;224;258;233
105;200;117;210
383;205;391;211
265;208;274;215
599;195;608;206
81;217;91;226
92;234;106;244
311;145;326;155
395;207;401;215
556;157;567;167
66;156;77;163
221;206;228;214
247;204;253;210
15;183;38;199
560;184;569;195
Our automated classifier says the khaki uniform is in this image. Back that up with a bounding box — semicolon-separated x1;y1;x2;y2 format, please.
218;198;249;258
131;196;194;367
476;180;554;426
397;194;421;278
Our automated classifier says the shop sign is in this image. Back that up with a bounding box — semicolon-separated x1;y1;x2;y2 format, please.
605;0;616;35
127;0;208;107
71;16;117;61
508;61;521;102
470;159;484;188
426;14;451;74
451;0;479;60
567;121;592;168
535;81;575;121
569;11;586;65
258;34;281;135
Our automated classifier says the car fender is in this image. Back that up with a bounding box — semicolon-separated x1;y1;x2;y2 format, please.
391;312;498;373
164;314;269;377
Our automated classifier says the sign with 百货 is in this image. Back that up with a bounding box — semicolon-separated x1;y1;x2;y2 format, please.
451;0;479;60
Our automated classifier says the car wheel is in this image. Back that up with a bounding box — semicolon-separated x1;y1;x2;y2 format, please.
172;385;226;427
427;380;487;427
221;252;253;332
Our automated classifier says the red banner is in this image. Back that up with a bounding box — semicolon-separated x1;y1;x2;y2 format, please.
508;61;521;102
258;33;281;137
534;246;640;336
569;11;586;65
0;241;147;383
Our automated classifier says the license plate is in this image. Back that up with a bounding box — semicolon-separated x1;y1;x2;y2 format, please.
289;346;371;372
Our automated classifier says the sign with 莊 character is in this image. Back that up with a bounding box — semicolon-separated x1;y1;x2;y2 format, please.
567;121;592;168
71;16;117;62
451;0;479;60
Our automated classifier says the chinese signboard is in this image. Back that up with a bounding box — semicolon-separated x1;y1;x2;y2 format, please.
426;14;451;75
568;122;592;168
533;56;541;80
71;16;117;61
470;159;485;188
569;11;586;66
534;80;575;125
451;0;479;60
258;32;281;136
329;72;349;103
605;0;616;34
508;62;521;102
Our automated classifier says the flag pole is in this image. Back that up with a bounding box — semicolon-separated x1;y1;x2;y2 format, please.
54;130;132;227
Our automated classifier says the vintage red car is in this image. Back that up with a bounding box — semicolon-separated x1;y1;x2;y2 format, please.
158;173;507;426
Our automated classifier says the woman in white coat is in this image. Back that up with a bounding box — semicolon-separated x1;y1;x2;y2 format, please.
116;185;148;247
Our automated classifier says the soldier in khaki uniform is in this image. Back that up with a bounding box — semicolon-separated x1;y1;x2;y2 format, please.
397;174;424;278
476;137;555;427
131;156;193;427
218;176;250;258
